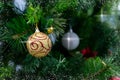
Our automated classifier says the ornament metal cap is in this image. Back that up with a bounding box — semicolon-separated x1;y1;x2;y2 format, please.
35;23;40;32
69;28;73;33
35;28;40;32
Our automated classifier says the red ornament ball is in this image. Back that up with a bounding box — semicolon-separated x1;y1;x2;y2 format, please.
109;77;120;80
80;47;97;58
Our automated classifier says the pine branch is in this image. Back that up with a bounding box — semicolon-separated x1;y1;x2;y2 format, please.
85;66;110;80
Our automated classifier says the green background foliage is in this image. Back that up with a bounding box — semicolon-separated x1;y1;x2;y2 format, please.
0;0;120;79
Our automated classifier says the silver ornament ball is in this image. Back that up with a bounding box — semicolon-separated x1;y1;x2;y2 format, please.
16;65;22;72
13;0;27;14
0;41;5;51
48;33;57;45
62;29;80;50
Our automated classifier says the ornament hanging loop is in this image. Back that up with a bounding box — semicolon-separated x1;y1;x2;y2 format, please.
68;18;73;33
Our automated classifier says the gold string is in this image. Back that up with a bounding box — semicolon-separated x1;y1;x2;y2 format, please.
36;23;38;29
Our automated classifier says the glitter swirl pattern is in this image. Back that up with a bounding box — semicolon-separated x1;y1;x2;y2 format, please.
26;32;52;58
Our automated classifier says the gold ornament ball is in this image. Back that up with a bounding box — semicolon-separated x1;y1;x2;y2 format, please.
26;30;52;58
47;26;54;34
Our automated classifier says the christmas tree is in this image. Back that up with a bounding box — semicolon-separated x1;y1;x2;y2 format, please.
0;0;120;80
